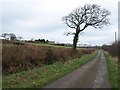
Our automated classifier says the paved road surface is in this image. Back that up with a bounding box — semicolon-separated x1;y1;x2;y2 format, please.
44;50;111;88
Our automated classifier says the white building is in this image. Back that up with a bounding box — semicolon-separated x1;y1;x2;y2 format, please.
0;37;5;40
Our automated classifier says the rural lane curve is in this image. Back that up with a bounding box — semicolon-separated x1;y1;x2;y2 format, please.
44;50;111;88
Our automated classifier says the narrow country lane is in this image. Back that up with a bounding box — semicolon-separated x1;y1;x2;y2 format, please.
44;50;111;88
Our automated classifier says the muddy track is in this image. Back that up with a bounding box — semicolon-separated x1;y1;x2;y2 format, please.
44;50;111;88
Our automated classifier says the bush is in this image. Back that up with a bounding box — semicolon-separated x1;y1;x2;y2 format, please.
44;48;54;64
102;42;120;59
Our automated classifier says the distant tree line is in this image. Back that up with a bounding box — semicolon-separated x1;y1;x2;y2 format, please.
1;33;94;48
35;39;48;43
27;38;52;44
28;39;73;47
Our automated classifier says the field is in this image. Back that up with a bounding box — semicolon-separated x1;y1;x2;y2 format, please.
27;42;72;48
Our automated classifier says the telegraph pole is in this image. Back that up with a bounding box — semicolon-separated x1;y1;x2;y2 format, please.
115;32;117;44
114;32;117;58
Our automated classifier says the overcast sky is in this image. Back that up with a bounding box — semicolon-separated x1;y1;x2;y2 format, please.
1;0;119;46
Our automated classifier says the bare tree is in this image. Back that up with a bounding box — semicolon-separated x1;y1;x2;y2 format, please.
1;33;9;39
1;33;17;40
62;4;111;51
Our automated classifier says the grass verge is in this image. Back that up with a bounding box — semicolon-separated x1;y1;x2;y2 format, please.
104;52;118;88
2;50;98;88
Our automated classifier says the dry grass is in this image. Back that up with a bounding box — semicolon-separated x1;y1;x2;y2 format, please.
2;40;95;75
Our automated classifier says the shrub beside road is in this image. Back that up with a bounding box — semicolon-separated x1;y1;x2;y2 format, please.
2;50;97;88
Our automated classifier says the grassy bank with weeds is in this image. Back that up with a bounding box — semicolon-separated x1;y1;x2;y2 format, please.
3;50;98;88
104;52;118;88
3;40;95;75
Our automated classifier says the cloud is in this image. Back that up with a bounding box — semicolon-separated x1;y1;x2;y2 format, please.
1;0;119;46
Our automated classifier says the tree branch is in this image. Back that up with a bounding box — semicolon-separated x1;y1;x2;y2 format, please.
79;24;88;32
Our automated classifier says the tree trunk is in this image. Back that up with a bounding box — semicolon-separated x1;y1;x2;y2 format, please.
73;33;79;51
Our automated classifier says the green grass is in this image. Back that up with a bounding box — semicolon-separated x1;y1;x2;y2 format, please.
104;52;118;88
2;50;97;88
27;42;87;49
27;42;72;48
